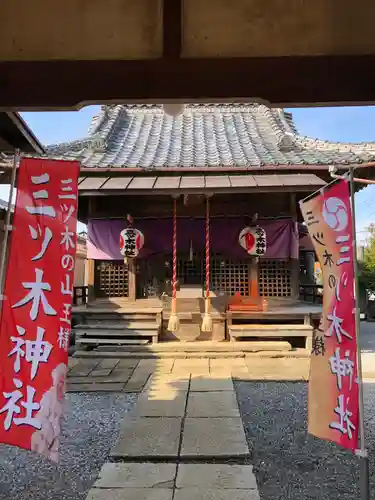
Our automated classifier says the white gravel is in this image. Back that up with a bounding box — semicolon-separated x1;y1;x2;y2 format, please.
0;392;137;500
236;381;375;500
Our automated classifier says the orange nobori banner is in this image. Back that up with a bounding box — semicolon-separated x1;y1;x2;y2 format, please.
300;178;359;451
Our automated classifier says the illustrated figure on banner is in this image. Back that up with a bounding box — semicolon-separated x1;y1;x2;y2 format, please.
30;363;67;462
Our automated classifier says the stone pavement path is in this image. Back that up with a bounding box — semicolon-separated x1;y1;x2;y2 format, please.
68;355;312;394
68;347;375;394
85;371;260;500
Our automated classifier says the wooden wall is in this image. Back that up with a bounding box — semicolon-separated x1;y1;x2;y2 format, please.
82;192;293;221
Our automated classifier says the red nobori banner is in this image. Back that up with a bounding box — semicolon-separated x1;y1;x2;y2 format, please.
0;158;79;461
300;179;359;451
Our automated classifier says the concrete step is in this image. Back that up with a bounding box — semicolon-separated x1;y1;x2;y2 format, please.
176;286;203;299
73;347;310;359
74;349;244;358
90;340;293;352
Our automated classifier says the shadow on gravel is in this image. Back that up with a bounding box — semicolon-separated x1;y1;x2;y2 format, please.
0;393;137;500
235;380;375;500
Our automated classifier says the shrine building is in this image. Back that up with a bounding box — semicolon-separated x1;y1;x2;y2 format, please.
46;103;375;350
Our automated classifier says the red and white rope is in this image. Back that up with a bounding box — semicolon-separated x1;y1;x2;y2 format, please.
205;197;210;300
172;198;177;302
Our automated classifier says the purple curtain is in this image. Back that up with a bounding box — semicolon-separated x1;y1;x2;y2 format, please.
87;218;299;260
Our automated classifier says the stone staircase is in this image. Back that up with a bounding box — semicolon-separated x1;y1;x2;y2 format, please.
73;300;162;348
162;290;227;342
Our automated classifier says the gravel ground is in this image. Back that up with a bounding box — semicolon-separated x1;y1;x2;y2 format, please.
360;321;375;354
0;393;137;500
236;381;375;500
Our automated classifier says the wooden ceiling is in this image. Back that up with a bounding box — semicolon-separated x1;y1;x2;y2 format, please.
1;0;375;109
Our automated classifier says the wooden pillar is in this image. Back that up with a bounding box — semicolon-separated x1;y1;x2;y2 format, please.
86;259;95;302
290;193;300;300
86;197;96;303
127;258;136;301
249;258;259;299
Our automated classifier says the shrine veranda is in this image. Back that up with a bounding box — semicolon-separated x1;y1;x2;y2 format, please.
71;190;321;345
38;103;375;347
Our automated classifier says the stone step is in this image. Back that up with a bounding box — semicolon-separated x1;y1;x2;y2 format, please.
75;340;293;353
75;350;246;358
73;349;309;360
102;341;292;352
176;286;203;299
88;463;259;500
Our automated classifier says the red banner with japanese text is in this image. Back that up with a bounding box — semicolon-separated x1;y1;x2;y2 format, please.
0;158;79;461
300;178;359;451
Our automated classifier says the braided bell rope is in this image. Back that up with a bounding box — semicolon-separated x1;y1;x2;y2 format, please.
172;198;177;302
205;197;210;300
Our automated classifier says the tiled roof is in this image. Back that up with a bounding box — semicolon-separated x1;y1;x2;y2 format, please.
0;199;14;212
46;104;375;168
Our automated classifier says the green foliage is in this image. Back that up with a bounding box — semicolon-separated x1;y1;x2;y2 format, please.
360;224;375;293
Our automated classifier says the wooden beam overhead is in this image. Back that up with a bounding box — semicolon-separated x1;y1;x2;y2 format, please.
1;55;375;110
163;0;182;59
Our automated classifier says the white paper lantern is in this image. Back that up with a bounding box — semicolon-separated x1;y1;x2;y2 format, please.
120;228;144;258
239;226;267;256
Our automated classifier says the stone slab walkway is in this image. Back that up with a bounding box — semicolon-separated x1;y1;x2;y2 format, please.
110;372;249;461
68;355;314;394
85;372;260;499
87;463;260;500
68;351;375;394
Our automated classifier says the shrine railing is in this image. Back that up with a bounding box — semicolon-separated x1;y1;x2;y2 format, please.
299;284;323;304
73;286;88;306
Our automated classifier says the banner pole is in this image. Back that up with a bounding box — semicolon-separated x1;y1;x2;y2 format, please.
350;167;370;500
300;176;341;204
0;149;19;299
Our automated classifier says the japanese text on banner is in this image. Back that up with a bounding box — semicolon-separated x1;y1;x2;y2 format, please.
300;179;359;451
0;158;79;461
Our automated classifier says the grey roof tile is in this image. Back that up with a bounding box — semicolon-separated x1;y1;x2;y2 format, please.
46;103;375;168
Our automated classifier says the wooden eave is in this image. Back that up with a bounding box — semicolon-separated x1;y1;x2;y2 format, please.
3;0;375;108
77;172;326;198
0;112;44;154
2;55;375;110
74;164;335;189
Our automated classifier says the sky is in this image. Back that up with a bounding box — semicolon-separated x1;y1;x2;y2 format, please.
2;104;375;242
288;107;375;244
